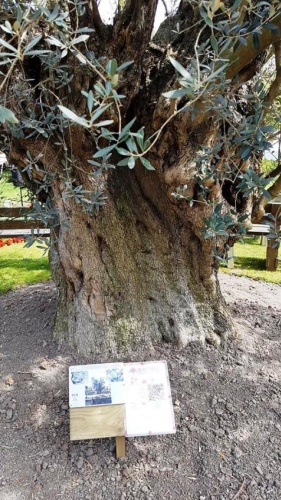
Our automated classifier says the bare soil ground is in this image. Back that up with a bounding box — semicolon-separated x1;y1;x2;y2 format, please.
0;273;281;500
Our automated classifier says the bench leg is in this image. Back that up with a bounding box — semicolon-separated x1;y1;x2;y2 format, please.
266;239;279;271
227;247;234;268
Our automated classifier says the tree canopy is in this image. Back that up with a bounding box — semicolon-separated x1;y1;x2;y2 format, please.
1;1;281;251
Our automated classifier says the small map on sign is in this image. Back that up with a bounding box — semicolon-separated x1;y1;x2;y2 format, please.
69;360;176;437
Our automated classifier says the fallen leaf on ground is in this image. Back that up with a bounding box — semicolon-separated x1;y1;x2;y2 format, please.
5;376;15;386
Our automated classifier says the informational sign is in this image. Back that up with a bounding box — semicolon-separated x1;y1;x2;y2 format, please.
69;360;176;438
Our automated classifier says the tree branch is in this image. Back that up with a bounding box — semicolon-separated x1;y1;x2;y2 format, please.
160;0;169;17
112;0;159;63
226;10;281;80
263;41;281;114
91;0;105;33
255;169;281;217
268;172;281;199
265;163;281;179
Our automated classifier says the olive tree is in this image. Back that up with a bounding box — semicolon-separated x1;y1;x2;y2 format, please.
0;0;281;355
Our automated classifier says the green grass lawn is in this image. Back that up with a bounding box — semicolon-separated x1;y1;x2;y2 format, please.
0;171;29;205
0;242;51;294
221;237;281;284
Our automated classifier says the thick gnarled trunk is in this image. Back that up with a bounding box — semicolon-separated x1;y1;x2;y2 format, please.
51;166;233;356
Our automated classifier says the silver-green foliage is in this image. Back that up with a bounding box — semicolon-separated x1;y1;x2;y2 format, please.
0;0;281;252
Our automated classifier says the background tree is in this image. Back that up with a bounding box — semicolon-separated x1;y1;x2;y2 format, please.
92;378;107;395
0;0;281;355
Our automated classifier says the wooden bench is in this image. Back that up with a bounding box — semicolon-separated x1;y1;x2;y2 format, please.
227;223;279;271
0;207;50;238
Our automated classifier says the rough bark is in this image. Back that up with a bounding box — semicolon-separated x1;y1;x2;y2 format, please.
51;163;233;356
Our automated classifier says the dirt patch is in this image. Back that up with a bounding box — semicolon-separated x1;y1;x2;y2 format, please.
0;273;281;500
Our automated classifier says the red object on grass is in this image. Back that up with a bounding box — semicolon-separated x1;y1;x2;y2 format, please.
0;237;25;247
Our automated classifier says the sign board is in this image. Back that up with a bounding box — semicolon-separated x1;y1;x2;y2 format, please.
69;360;176;441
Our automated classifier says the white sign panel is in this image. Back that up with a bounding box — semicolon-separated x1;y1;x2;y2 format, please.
69;360;176;437
124;360;176;437
0;153;7;165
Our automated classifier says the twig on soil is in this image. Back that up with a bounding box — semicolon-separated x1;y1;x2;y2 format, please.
272;408;281;419
0;444;16;449
232;478;246;499
28;451;43;458
84;459;94;469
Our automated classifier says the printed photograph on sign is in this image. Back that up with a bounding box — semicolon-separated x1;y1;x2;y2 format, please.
106;368;124;382
85;376;112;405
69;363;125;408
71;371;88;385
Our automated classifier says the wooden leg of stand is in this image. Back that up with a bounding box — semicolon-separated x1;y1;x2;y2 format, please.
116;436;126;458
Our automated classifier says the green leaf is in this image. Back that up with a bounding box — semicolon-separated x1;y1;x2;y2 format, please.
94;120;114;128
74;51;87;64
117;60;134;71
70;34;90;46
169;57;193;82
117;157;130;166
87;90;94;113
105;80;111;95
162;89;188;98
210;35;218;53
100;128;116;139
238;36;247;47
140;157;155;171
116;147;130;156
263;22;279;34
239;145;252;160
76;28;95;33
119;118;136;140
58;105;88;127
128;156;135;169
111;74;118;87
0;37;17;53
199;5;213;28
48;4;59;22
93;144;116;158
106;58;117;77
1;26;14;35
204;63;229;82
46;36;64;48
24;50;51;56
90;104;111;124
23;35;42;54
125;137;137;153
135;127;144;149
0;105;18;124
253;32;261;51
